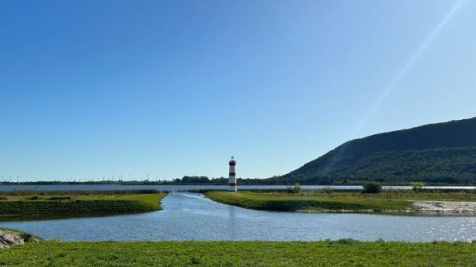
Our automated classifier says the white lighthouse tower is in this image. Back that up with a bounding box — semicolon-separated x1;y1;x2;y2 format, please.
228;156;237;192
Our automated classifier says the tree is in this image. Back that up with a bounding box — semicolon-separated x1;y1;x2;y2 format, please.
362;182;382;194
287;183;302;194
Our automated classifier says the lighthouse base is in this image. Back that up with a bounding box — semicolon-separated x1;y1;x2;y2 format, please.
228;183;237;192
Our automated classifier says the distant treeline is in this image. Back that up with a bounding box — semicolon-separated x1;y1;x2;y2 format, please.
157;176;284;185
2;172;474;186
0;176;285;186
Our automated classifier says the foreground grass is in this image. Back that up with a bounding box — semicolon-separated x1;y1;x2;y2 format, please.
205;190;476;212
0;240;475;266
0;191;167;220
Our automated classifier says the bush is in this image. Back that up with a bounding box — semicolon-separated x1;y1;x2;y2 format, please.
20;233;33;242
410;182;425;192
29;196;39;200
362;182;382;194
48;196;71;201
287;183;302;194
320;187;334;194
191;257;201;264
335;238;360;245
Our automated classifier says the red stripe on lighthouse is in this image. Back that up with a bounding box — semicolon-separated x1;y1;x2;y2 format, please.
229;172;236;176
229;182;236;186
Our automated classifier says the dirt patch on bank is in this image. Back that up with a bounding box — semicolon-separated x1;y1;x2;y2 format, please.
413;201;476;214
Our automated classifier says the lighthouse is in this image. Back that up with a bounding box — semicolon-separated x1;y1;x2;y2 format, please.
228;156;237;192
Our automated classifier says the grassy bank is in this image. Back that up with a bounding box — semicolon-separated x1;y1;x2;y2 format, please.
0;191;167;220
0;240;474;266
205;190;476;212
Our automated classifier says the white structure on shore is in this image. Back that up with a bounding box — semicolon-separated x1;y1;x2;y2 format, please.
228;156;237;192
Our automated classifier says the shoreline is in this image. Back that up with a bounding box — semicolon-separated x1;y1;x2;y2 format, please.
205;191;476;215
0;192;167;221
296;201;476;215
413;201;476;214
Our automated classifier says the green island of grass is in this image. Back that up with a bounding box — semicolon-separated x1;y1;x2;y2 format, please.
0;240;475;266
204;190;476;213
0;191;167;220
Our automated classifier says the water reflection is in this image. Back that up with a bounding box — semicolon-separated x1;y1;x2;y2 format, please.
228;204;237;240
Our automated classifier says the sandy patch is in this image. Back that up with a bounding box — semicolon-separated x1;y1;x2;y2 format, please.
413;201;476;214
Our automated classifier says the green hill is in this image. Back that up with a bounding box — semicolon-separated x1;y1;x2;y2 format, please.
282;117;476;185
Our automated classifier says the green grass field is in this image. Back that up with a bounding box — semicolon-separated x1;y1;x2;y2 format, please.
205;190;476;212
0;240;474;266
0;191;167;220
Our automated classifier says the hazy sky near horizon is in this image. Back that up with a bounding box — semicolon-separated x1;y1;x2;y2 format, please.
1;0;475;181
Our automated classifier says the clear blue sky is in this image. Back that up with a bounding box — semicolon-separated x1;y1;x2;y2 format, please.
1;0;475;181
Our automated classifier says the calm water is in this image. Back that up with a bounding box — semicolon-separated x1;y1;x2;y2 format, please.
1;192;475;242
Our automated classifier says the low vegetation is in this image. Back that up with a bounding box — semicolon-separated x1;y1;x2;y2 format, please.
362;182;382;194
411;182;425;193
287;183;302;194
0;191;167;220
205;190;476;212
0;240;475;266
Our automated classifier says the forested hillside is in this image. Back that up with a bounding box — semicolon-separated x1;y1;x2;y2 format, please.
282;117;476;185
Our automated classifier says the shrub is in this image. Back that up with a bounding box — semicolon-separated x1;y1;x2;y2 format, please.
321;187;334;194
287;183;302;194
191;257;201;264
29;196;39;200
48;196;71;201
20;233;33;242
335;238;360;245
362;182;382;194
410;182;425;192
